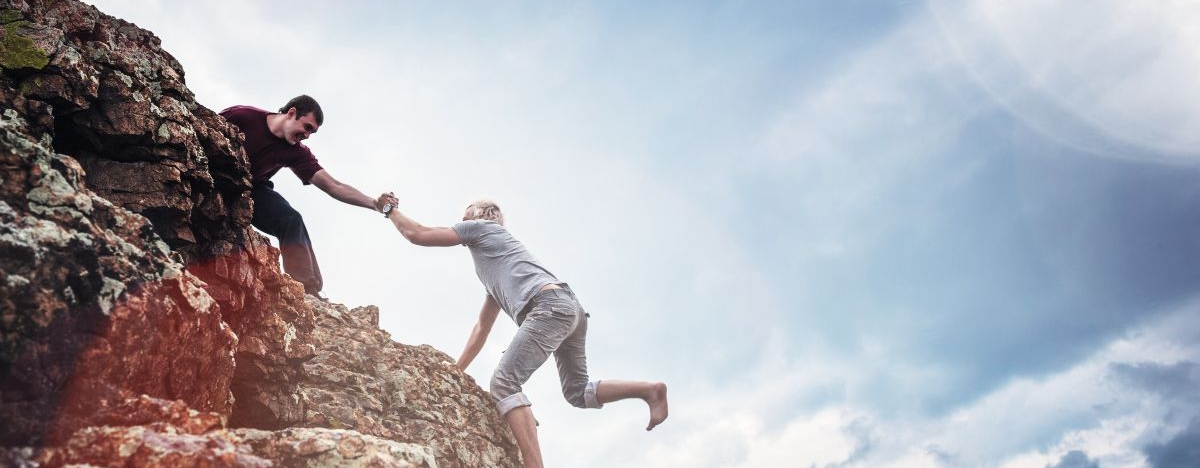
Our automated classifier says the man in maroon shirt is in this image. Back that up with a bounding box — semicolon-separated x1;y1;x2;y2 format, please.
220;95;394;297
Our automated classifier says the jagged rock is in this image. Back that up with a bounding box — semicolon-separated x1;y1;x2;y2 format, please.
11;397;236;467
1;1;523;466
235;298;522;468
0;0;320;434
0;0;309;319
0;389;260;467
233;428;436;468
6;425;269;468
0;107;237;445
0;396;437;468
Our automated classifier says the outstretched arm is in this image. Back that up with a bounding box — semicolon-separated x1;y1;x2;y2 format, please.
457;295;501;371
386;207;462;246
310;169;390;211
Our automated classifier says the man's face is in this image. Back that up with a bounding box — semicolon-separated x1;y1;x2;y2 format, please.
463;206;474;222
283;109;319;145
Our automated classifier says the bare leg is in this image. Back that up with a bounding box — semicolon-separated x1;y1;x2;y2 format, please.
596;380;669;431
505;406;544;468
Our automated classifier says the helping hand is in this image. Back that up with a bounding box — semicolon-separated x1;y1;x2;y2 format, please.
374;192;399;212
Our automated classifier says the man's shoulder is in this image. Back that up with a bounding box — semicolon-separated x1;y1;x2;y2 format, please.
455;219;503;230
219;105;269;119
453;220;504;242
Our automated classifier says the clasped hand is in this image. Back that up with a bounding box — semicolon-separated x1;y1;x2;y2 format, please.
373;192;399;212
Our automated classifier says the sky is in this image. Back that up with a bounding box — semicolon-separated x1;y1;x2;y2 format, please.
82;1;1200;467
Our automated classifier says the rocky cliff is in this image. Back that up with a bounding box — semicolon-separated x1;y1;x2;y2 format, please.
0;1;520;466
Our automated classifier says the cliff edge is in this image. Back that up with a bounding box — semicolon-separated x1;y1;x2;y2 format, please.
0;1;519;466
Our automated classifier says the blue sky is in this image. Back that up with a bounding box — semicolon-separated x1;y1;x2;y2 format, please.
85;1;1200;467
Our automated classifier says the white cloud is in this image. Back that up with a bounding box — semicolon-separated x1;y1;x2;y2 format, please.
929;0;1200;161
586;302;1200;468
554;0;1200;463
696;9;996;280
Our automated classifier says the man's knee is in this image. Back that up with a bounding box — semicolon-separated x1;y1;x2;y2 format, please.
490;374;532;416
564;391;587;408
253;204;304;232
490;373;518;402
562;380;603;409
274;210;308;236
277;205;303;223
562;381;588;408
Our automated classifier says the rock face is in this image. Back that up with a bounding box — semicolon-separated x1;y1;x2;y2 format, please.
0;396;439;468
227;298;521;467
0;0;521;465
261;299;520;468
0;396;267;468
0;0;321;425
0;87;238;445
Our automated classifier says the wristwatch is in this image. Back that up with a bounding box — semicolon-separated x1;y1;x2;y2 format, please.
381;203;394;217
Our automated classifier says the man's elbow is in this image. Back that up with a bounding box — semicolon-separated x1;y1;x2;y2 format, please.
315;184;340;199
399;228;423;245
403;228;445;246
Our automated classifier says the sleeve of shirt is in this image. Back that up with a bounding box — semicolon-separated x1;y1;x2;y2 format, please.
452;220;485;246
218;106;248;130
289;144;324;185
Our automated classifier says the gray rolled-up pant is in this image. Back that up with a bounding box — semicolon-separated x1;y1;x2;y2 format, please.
491;287;603;416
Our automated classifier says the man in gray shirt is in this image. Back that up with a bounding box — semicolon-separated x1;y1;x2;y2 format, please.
384;199;668;468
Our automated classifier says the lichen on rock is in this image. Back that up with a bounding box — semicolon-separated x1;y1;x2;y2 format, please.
0;10;50;70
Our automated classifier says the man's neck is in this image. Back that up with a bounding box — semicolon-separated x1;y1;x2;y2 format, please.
265;113;288;140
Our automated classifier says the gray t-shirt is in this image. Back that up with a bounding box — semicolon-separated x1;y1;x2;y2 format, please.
453;220;560;320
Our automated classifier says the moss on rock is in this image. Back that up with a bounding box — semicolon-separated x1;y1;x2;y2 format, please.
0;9;22;24
1;11;50;71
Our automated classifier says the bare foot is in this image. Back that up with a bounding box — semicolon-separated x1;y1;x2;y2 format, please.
646;382;669;431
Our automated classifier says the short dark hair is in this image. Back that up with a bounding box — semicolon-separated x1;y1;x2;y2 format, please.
279;95;324;125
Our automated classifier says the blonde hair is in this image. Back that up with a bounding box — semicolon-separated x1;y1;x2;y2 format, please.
464;199;505;225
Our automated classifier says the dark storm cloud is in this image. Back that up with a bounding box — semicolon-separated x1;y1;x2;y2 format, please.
1145;418;1200;468
1109;361;1199;403
1045;450;1098;468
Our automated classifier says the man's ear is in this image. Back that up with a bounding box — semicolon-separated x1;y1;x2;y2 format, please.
286;107;297;119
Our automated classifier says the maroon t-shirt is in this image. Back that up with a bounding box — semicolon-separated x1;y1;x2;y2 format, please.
219;105;323;184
